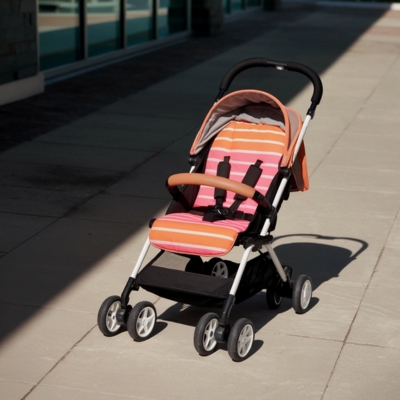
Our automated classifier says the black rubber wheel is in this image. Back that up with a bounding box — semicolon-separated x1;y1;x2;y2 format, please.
204;258;230;278
194;312;219;356
227;318;254;362
292;275;313;314
127;301;157;341
97;295;124;337
185;256;204;273
266;287;282;309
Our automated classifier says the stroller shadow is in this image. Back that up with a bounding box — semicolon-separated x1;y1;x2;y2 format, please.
157;234;368;355
273;234;368;290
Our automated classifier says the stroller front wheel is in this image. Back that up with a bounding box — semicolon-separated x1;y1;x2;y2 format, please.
127;301;157;341
292;275;313;314
97;295;124;337
194;313;219;356
227;318;254;362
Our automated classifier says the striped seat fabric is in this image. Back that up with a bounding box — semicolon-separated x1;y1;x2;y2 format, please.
149;120;286;256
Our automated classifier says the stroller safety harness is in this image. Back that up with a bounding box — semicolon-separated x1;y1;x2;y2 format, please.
98;58;323;361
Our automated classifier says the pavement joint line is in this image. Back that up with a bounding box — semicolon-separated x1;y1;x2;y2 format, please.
0;300;96;315
20;324;98;400
28;139;161;153
0;159;127;173
66;215;149;226
320;203;400;399
263;330;344;344
32;383;156;400
57;126;193;218
0;182;102;193
0;213;61;253
0;210;61;219
309;28;400;182
14;139;157;154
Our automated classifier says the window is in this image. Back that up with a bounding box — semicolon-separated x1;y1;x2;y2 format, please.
38;0;82;70
87;0;122;57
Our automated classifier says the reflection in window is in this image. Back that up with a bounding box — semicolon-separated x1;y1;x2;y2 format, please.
158;0;187;38
247;0;261;6
38;0;81;70
230;0;243;13
126;0;153;46
88;0;121;57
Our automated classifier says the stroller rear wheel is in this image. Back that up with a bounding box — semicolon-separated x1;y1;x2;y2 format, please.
205;258;230;278
194;312;219;356
227;318;254;362
292;275;313;314
127;301;157;341
97;295;124;337
266;288;282;309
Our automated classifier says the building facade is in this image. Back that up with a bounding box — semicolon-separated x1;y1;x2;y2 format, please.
0;0;263;106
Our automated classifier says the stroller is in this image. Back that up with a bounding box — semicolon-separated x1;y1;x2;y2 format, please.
98;58;323;361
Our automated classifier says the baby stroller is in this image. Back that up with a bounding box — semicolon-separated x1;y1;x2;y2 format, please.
98;58;323;361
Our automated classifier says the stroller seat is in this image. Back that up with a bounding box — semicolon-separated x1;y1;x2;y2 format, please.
149;119;286;256
149;212;249;256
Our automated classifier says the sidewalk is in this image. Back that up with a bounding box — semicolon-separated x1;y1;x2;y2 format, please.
1;3;400;399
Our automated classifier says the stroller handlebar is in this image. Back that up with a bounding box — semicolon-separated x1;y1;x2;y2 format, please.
218;58;323;109
167;173;271;209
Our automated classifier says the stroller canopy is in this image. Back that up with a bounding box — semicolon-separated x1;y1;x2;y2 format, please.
190;90;308;192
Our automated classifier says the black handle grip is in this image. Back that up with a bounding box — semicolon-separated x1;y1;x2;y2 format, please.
218;57;323;105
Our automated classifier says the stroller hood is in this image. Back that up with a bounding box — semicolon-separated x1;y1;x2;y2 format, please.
190;90;309;192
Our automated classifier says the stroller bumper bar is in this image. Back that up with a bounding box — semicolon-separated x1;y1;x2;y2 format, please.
166;173;271;209
217;57;323;113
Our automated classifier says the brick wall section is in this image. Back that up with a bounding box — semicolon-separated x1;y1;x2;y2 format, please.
0;0;38;85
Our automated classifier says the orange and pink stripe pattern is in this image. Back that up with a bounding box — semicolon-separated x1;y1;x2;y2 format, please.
149;120;286;256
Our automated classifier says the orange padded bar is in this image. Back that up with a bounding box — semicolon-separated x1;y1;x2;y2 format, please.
168;173;256;199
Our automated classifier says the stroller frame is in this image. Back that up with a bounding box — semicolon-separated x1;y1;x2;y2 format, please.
98;58;323;361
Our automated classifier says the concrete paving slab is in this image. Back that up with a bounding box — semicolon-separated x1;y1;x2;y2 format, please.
346;244;400;349
25;385;133;400
321;144;400;171
0;160;121;193
38;319;342;400
0;380;33;400
323;343;400;400
106;151;191;199
345;115;400;137
292;185;398;219
101;90;211;121
35;124;194;153
309;164;400;193
0;185;91;218
0;303;95;384
69;193;169;224
0;213;55;252
347;282;400;349
385;212;400;249
0;218;147;310
0;141;155;173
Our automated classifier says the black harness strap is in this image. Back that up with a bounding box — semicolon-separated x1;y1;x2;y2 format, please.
229;159;263;216
214;156;231;208
202;159;263;222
